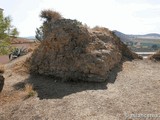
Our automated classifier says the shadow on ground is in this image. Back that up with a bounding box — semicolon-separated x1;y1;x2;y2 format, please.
0;75;4;92
13;62;124;99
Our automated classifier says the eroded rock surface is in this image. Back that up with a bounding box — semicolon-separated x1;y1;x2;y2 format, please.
30;18;140;82
149;50;160;61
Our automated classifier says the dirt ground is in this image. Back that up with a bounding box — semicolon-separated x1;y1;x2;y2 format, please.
0;55;9;64
0;59;160;120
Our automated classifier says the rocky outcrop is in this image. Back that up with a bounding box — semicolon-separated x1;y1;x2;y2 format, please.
149;50;160;61
29;11;141;82
0;74;4;92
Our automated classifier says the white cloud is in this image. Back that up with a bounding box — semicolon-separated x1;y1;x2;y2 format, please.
17;9;42;37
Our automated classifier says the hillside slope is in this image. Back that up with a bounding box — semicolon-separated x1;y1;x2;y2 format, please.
0;59;160;120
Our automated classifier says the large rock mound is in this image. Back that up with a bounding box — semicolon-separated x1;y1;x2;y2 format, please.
30;16;140;82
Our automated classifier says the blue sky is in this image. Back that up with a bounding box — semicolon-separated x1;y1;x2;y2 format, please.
0;0;160;37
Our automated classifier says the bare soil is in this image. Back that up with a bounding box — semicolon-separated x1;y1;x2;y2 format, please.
0;55;9;64
0;59;160;120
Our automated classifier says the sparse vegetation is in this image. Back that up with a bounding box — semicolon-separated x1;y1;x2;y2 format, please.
0;11;19;55
35;26;43;42
40;9;62;22
24;84;37;98
35;9;62;42
92;26;111;34
10;28;19;38
151;44;158;50
0;41;14;55
9;47;28;60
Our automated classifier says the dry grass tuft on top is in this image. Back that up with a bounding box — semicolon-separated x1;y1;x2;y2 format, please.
149;50;160;61
92;26;111;34
40;9;62;22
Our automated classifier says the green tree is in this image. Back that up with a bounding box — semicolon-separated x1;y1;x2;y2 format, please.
35;9;62;42
35;26;43;42
152;44;158;51
0;11;19;55
11;28;19;38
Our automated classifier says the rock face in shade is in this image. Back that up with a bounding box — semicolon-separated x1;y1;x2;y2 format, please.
30;19;141;82
0;74;4;92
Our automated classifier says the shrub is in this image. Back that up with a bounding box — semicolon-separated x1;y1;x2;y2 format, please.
92;26;111;34
24;84;37;98
9;47;28;60
40;9;62;22
35;9;63;42
0;11;19;55
0;40;14;55
35;26;43;42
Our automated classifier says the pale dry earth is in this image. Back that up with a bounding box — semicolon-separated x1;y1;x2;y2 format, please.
0;59;160;120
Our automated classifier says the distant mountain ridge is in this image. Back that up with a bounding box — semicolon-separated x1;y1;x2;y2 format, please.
113;30;160;42
113;30;130;42
22;36;35;40
145;33;160;37
22;32;160;42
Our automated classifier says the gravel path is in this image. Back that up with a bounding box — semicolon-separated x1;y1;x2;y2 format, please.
0;60;160;120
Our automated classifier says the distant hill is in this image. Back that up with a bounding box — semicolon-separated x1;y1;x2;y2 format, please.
144;33;160;37
21;36;35;40
113;30;160;42
10;37;34;44
23;32;160;42
113;30;160;52
135;33;160;39
113;30;131;42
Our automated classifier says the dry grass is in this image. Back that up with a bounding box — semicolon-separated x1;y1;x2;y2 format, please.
0;64;4;73
27;43;40;52
0;91;26;106
40;9;62;22
24;84;37;98
11;60;29;74
8;53;32;75
92;26;111;34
